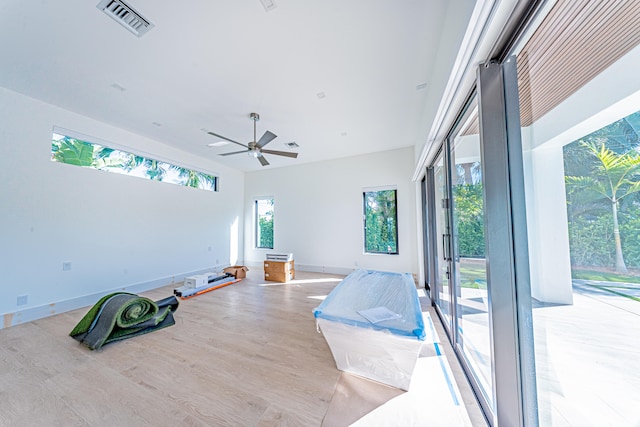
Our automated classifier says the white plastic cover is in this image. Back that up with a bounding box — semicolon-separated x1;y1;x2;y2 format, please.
317;318;423;390
313;269;425;339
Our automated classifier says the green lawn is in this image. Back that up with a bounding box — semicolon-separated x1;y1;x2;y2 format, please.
571;268;640;283
572;268;640;302
458;265;487;289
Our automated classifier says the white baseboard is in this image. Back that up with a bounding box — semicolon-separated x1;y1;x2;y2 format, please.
1;266;225;330
244;259;356;276
244;261;417;278
294;264;356;276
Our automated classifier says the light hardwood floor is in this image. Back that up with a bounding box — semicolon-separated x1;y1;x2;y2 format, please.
1;271;349;426
0;270;486;426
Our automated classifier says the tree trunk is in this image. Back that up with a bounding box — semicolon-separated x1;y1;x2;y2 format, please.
462;163;473;185
612;200;628;273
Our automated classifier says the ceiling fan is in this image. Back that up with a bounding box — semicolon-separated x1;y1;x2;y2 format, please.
207;113;298;166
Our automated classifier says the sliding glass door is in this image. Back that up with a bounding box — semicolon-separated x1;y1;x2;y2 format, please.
427;97;495;420
422;3;640;424
448;98;494;411
432;150;453;333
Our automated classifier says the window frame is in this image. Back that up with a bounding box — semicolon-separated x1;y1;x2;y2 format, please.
254;197;274;250
51;127;219;192
362;187;399;255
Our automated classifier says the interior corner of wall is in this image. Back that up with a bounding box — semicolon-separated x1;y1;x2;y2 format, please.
2;312;15;329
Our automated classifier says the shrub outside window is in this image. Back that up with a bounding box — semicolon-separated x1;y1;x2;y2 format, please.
255;198;274;249
363;188;398;254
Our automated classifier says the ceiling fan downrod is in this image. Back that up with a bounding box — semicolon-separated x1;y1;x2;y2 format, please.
250;112;260;143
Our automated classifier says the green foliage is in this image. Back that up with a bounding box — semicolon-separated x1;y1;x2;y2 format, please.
582;114;640;154
52;137;104;167
565;141;640;204
564;111;640;271
453;183;485;258
567;213;615;266
52;134;217;192
173;166;217;190
364;190;398;253
258;216;274;248
256;199;274;248
619;209;640;266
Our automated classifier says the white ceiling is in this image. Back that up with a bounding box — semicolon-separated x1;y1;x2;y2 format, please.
0;0;472;171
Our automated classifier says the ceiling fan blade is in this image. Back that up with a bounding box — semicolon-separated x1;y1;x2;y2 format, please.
258;155;270;166
219;150;249;156
207;131;249;148
257;130;277;148
261;149;298;158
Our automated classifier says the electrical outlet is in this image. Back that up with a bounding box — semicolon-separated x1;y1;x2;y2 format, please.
62;262;72;271
17;295;28;306
208;246;212;252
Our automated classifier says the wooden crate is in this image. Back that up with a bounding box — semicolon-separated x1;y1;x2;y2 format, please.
264;260;295;282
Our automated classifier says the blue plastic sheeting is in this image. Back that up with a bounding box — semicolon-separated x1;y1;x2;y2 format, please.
313;270;426;340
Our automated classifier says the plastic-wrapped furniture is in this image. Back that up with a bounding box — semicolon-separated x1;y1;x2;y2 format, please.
313;269;425;390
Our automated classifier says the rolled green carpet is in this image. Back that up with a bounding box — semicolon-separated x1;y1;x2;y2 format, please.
70;292;179;350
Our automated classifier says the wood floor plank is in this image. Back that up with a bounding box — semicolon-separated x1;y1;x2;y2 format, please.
118;352;271;426
43;363;187;426
257;403;316;427
0;370;89;426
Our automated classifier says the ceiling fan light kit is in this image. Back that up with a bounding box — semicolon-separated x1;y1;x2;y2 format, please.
207;113;299;167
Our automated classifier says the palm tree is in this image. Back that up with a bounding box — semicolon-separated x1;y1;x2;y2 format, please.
52;137;123;169
565;141;640;273
120;155;168;181
172;166;217;190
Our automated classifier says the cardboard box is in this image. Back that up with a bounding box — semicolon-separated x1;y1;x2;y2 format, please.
263;260;294;272
184;275;208;288
265;269;295;283
223;265;249;279
264;260;295;282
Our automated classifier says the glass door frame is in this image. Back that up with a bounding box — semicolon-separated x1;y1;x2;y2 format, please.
426;97;496;422
422;61;538;426
447;96;496;419
427;146;456;338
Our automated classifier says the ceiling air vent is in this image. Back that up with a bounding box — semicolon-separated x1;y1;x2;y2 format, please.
97;0;154;37
259;0;277;12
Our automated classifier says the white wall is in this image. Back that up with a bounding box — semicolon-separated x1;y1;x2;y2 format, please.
0;87;245;327
522;140;573;304
244;147;418;276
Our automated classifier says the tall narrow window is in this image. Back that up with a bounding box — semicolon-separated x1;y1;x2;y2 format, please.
255;198;274;249
363;188;398;254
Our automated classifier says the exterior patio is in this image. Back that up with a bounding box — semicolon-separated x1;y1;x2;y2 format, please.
456;264;640;425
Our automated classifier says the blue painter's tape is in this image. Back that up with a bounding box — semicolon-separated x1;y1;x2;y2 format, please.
313;270;426;339
434;343;460;406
